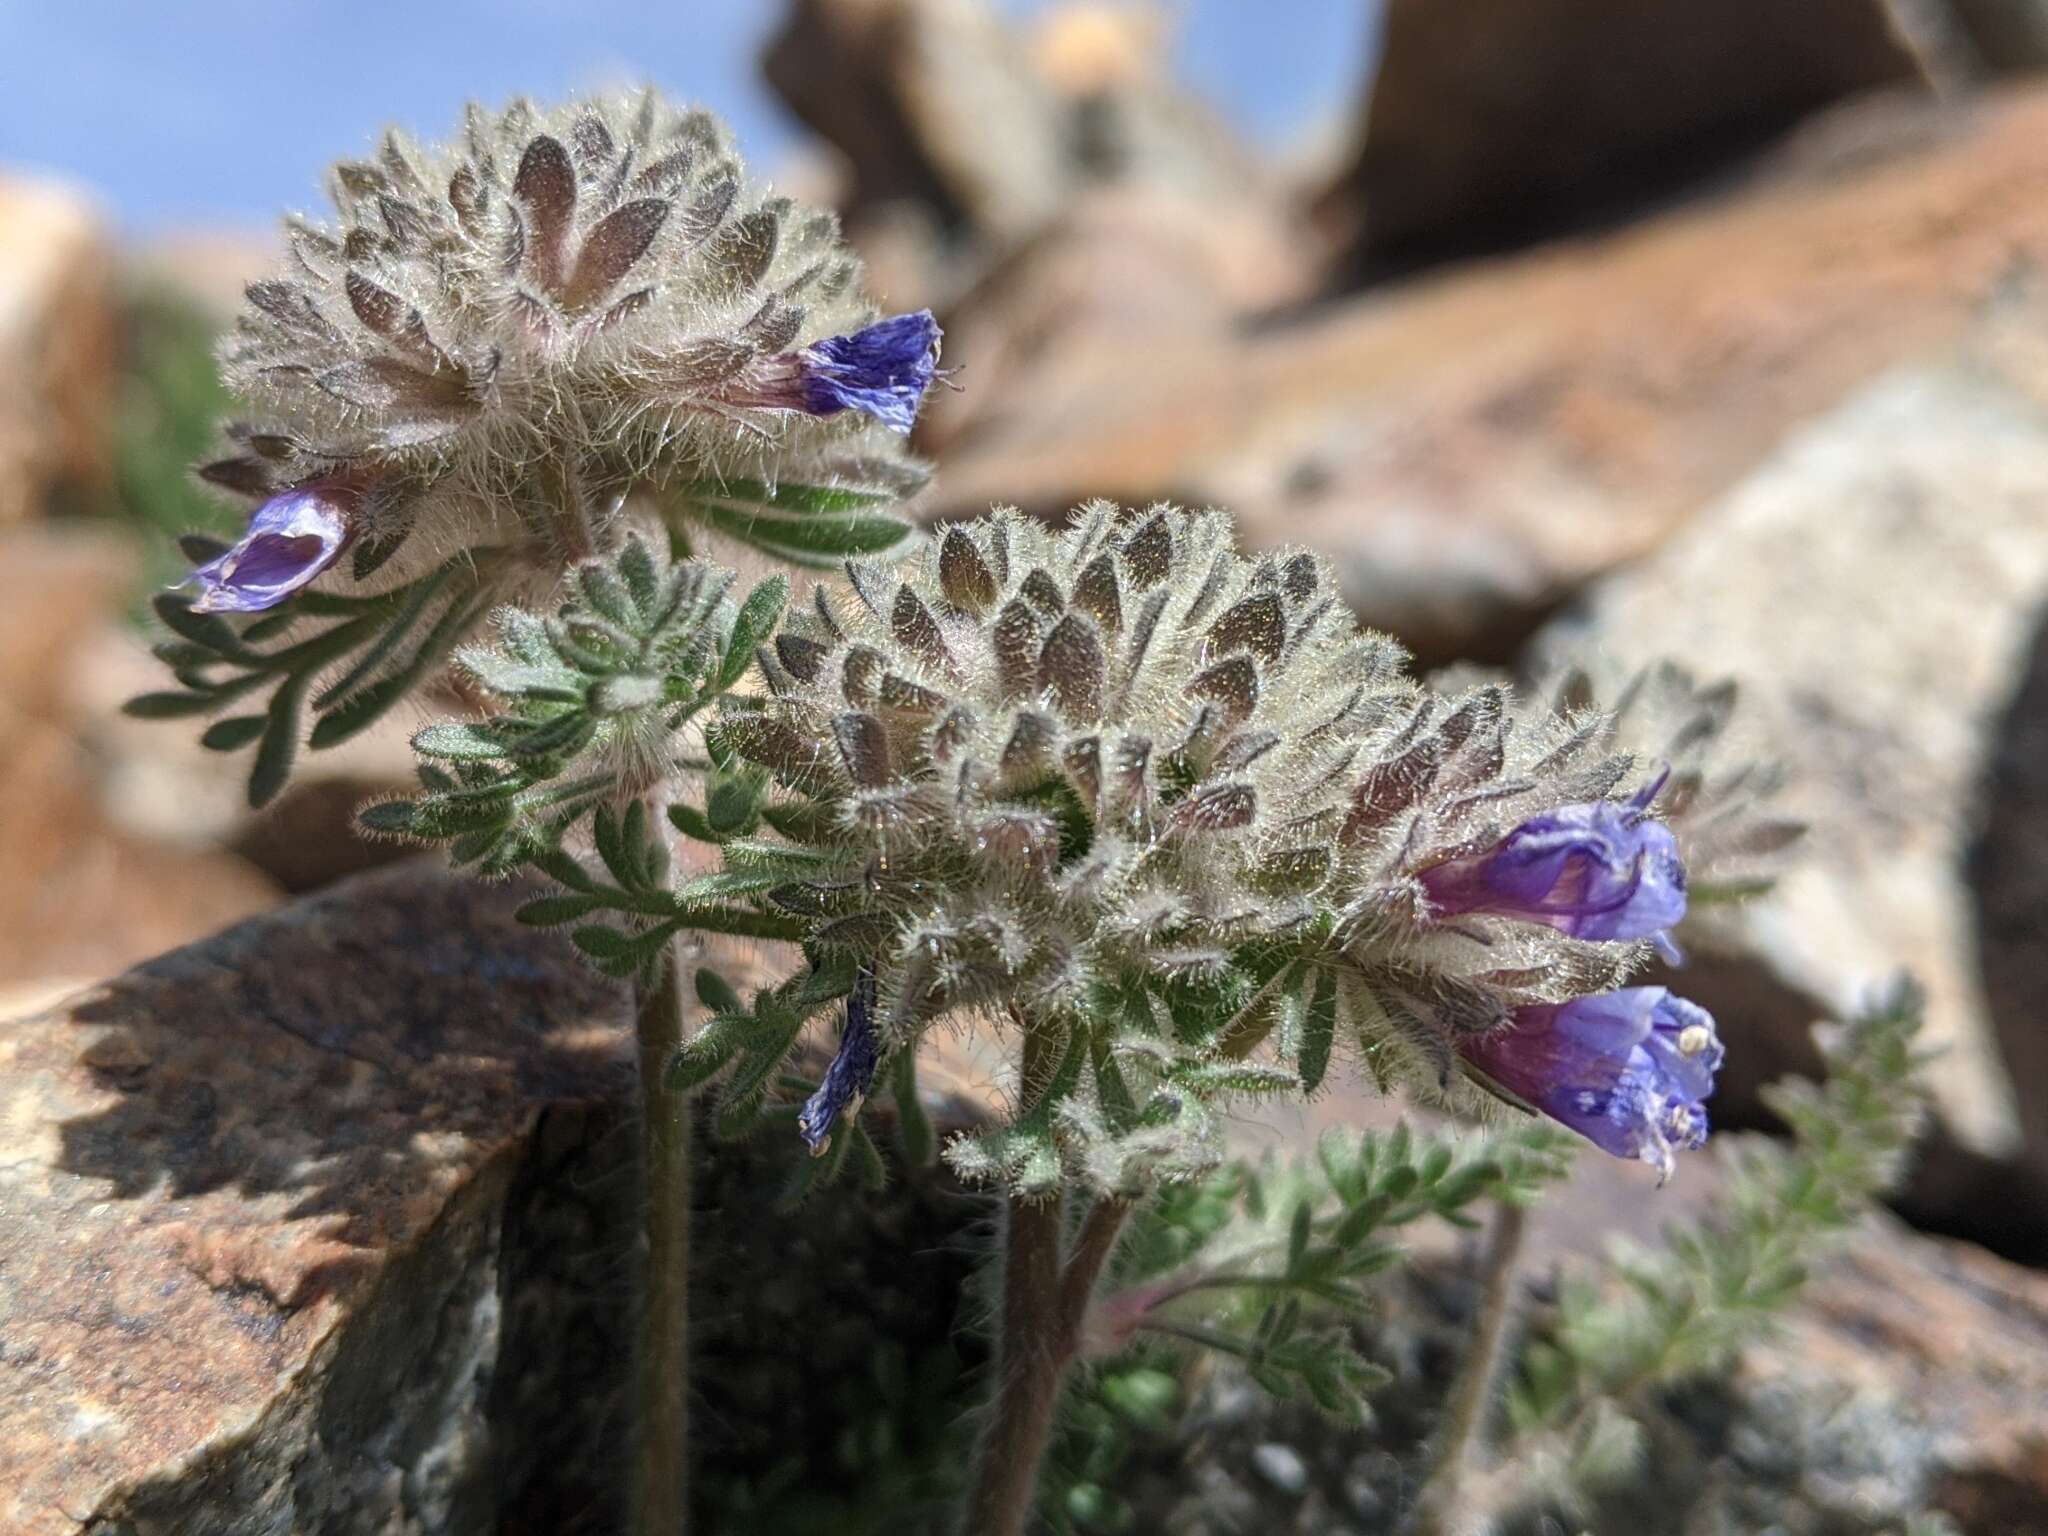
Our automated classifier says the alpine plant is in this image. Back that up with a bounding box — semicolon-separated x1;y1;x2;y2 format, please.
128;90;939;807
712;503;1751;1188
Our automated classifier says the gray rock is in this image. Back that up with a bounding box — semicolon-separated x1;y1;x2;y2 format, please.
1251;1442;1310;1497
1943;0;2048;69
1529;316;2048;1247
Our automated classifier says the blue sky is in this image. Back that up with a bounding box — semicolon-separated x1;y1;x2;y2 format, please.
0;1;1376;231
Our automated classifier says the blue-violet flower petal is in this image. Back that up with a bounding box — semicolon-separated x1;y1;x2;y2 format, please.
187;486;355;614
1417;783;1686;946
1458;986;1722;1181
798;968;882;1155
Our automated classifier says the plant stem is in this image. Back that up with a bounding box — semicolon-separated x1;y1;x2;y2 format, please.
1409;1198;1529;1536
962;1187;1067;1536
959;1019;1132;1536
632;941;693;1536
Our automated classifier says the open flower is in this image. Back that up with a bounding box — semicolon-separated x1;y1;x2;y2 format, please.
1458;986;1722;1180
187;485;355;613
735;309;942;433
1416;777;1685;948
798;969;881;1155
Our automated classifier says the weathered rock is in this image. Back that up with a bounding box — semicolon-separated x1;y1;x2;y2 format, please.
0;173;116;521
0;527;281;986
763;0;1071;246
916;187;1314;457
762;0;1292;316
930;88;2048;662
0;862;1005;1533
1315;0;1925;269
1944;0;2048;69
0;866;632;1533
1529;323;2048;1249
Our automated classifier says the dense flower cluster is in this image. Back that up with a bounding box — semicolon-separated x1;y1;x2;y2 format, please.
725;504;1726;1186
194;91;937;608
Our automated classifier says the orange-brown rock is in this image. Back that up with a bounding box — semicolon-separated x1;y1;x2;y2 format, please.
0;867;635;1533
0;527;279;985
929;88;2048;661
0;173;116;522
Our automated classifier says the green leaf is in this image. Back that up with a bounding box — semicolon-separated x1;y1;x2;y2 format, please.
618;536;662;614
669;1027;739;1092
668;801;719;842
672;476;901;515
891;1049;934;1167
152;592;246;658
1299;967;1336;1094
717;574;787;689
413;722;514;760
308;595;483;750
516;894;606;927
578;563;642;631
532;848;595;892
123;689;224;720
688;500;914;568
1287;1199;1313;1275
705;776;760;836
199;714;268;751
695;966;744;1015
249;683;303;809
357;800;419;836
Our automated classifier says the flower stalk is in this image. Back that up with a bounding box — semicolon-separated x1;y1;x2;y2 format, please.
960;1021;1133;1536
1408;1197;1530;1536
632;940;694;1536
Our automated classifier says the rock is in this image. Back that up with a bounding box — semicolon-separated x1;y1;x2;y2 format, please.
929;88;2048;663
1944;0;2048;70
0;172;117;521
0;862;1001;1533
916;187;1314;458
0;866;633;1533
763;0;1071;247
0;526;281;986
1314;0;1926;270
1528;321;2048;1250
762;0;1291;312
1112;1159;2048;1535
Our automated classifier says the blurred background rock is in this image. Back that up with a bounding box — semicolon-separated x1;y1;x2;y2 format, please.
5;1;2048;1530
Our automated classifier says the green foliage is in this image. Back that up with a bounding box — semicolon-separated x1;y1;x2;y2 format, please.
359;537;809;971
124;558;492;807
108;286;243;597
1510;982;1931;1439
1097;1120;1577;1425
661;473;919;569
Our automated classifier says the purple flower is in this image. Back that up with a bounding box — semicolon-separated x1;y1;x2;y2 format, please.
1459;987;1722;1181
737;311;943;434
1417;779;1686;950
798;968;881;1155
186;485;355;613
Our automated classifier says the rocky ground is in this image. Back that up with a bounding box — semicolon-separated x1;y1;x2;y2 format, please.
5;0;2048;1531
